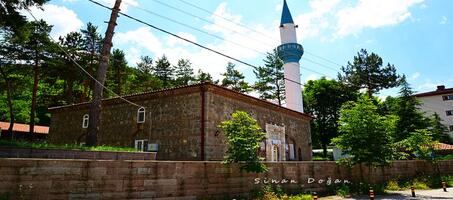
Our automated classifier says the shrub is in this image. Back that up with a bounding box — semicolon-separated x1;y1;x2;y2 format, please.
385;180;401;191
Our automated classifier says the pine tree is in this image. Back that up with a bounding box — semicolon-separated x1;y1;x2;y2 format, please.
153;55;174;88
339;49;400;98
195;69;218;84
430;113;451;144
80;22;102;102
58;31;84;103
221;62;251;93
254;49;285;105
137;56;153;74
174;59;194;86
109;49;127;95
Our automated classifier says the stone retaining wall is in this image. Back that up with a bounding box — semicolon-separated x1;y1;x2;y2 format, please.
0;147;156;160
0;159;452;199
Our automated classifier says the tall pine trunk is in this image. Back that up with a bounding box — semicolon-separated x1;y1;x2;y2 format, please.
86;0;122;146
29;50;40;136
0;66;15;138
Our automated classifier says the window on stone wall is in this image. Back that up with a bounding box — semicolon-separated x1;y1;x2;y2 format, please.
82;114;89;128
450;125;453;131
442;95;453;101
446;110;453;116
137;107;145;123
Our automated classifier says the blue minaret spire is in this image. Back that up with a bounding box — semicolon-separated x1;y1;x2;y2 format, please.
281;0;294;25
277;0;305;113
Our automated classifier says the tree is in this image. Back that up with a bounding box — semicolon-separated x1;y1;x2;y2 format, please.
219;111;267;173
221;62;251;93
137;56;153;74
393;76;429;141
254;49;285;105
153;55;174;87
339;49;400;98
81;22;102;102
0;0;49;35
397;129;436;160
109;49;127;95
174;59;194;86
429;113;451;144
195;69;217;84
58;31;84;103
86;0;121;147
332;97;397;167
303;77;358;157
22;20;53;135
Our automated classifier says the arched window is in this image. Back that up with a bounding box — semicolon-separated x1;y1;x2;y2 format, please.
82;114;89;128
137;107;145;123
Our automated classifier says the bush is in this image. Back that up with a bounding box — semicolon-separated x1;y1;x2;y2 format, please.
335;184;350;197
385;180;401;191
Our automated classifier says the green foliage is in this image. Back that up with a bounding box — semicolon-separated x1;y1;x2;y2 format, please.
332;97;397;167
174;59;194;86
253;49;285;106
0;0;49;35
219;111;267;173
195;69;218;84
153;55;174;87
0;139;136;152
221;62;251;93
393;77;430;141
335;184;350;197
385;180;401;191
429;113;452;144
339;49;400;98
396;129;436;160
303;77;357;156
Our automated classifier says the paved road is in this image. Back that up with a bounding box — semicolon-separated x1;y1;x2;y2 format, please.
321;187;453;200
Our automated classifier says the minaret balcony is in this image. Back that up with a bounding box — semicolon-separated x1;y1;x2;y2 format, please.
277;43;304;64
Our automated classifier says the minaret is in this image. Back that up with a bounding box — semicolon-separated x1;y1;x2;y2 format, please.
277;0;304;113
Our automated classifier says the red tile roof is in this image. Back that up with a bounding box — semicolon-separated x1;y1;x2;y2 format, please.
433;142;453;150
0;122;49;134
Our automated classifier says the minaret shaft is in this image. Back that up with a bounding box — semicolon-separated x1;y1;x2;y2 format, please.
277;0;304;113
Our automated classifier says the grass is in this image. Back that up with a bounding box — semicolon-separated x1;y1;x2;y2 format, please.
0;139;137;152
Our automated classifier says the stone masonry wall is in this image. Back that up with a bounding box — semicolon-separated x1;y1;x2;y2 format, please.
49;88;202;161
204;88;312;161
0;159;452;199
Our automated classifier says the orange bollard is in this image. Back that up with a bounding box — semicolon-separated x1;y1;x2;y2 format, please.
369;187;375;200
313;192;318;200
443;181;447;192
411;186;416;197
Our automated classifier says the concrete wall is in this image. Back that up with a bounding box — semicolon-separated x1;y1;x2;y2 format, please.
417;93;453;139
1;159;452;199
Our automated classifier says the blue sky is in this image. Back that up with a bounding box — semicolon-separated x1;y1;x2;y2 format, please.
27;0;453;97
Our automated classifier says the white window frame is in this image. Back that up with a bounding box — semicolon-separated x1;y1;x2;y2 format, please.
137;107;146;123
134;139;148;152
82;114;89;128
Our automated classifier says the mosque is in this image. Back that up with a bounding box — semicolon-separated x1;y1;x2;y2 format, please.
48;0;312;161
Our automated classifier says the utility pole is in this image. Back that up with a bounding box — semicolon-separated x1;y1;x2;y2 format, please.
86;0;122;146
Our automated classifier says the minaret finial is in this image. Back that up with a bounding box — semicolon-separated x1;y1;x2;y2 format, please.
281;0;294;25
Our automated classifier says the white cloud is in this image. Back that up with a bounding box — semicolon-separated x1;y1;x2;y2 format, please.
99;0;138;13
293;0;341;41
410;72;421;81
303;74;318;83
24;4;84;38
166;32;197;47
417;79;440;91
440;16;448;25
335;0;424;37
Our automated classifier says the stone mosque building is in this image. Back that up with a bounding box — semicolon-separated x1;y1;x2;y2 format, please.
48;0;313;161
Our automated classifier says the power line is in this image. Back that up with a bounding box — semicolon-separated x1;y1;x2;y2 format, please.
26;9;145;108
122;1;336;79
174;0;344;71
88;0;304;87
